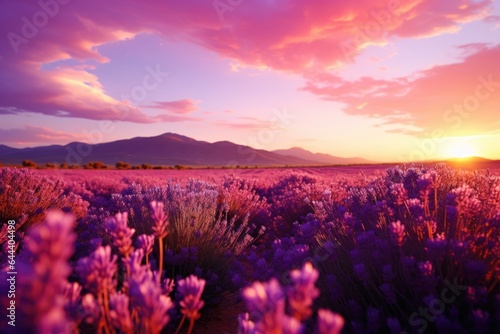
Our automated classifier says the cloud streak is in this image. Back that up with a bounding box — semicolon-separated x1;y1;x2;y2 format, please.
0;125;86;146
148;99;200;114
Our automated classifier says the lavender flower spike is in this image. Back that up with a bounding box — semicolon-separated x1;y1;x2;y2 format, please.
288;262;320;321
106;211;135;257
136;234;155;256
76;245;118;294
15;212;76;332
238;313;256;334
242;278;285;333
150;201;169;238
178;274;207;321
109;293;133;334
129;270;173;334
389;220;405;246
317;309;345;334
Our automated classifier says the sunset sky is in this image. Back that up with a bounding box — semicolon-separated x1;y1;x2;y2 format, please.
1;0;499;162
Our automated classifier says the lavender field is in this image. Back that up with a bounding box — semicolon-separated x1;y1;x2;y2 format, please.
1;163;499;333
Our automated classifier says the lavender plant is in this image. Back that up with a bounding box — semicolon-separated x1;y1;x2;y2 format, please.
1;164;499;333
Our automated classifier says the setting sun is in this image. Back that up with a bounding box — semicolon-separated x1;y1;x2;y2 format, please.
442;139;477;159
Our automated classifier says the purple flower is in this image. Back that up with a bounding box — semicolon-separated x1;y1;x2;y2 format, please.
163;278;175;295
105;211;135;256
63;282;83;323
418;261;433;277
177;274;206;320
387;317;403;334
81;293;100;324
109;293;133;333
124;249;148;282
76;245;117;294
150;201;169;238
242;278;285;333
390;183;408;205
389;221;405;246
16;212;75;332
287;262;320;321
317;309;344;334
238;313;256;334
354;263;370;285
449;184;482;218
136;234;155;256
129;270;173;333
282;315;303;334
426;233;447;260
382;264;395;282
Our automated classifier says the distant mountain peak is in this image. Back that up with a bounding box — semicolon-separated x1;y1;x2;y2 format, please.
156;132;194;141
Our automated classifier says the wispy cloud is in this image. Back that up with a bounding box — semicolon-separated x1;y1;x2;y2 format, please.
147;99;200;114
214;116;272;130
0;126;86;146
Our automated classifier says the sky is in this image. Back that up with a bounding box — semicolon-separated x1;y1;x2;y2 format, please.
1;0;499;162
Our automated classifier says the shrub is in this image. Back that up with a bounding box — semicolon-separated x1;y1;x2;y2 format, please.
84;161;107;169
22;160;37;168
116;161;131;170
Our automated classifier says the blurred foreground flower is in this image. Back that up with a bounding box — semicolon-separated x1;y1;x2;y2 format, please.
240;263;343;334
129;269;173;334
176;274;207;334
14;212;76;332
317;309;345;334
288;262;320;321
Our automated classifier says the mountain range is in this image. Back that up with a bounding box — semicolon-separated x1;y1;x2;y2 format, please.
0;132;373;166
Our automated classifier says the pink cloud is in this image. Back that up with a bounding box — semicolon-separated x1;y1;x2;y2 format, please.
0;0;493;123
154;114;201;122
483;15;500;26
147;99;200;114
215;116;272;130
0;126;86;146
302;44;500;137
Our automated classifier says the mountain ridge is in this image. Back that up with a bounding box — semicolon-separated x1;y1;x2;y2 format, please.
273;146;373;165
0;132;377;166
0;133;328;166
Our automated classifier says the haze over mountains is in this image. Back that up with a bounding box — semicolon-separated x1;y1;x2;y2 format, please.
0;133;373;167
273;147;371;165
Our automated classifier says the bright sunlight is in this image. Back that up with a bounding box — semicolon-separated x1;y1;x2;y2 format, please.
442;139;477;159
